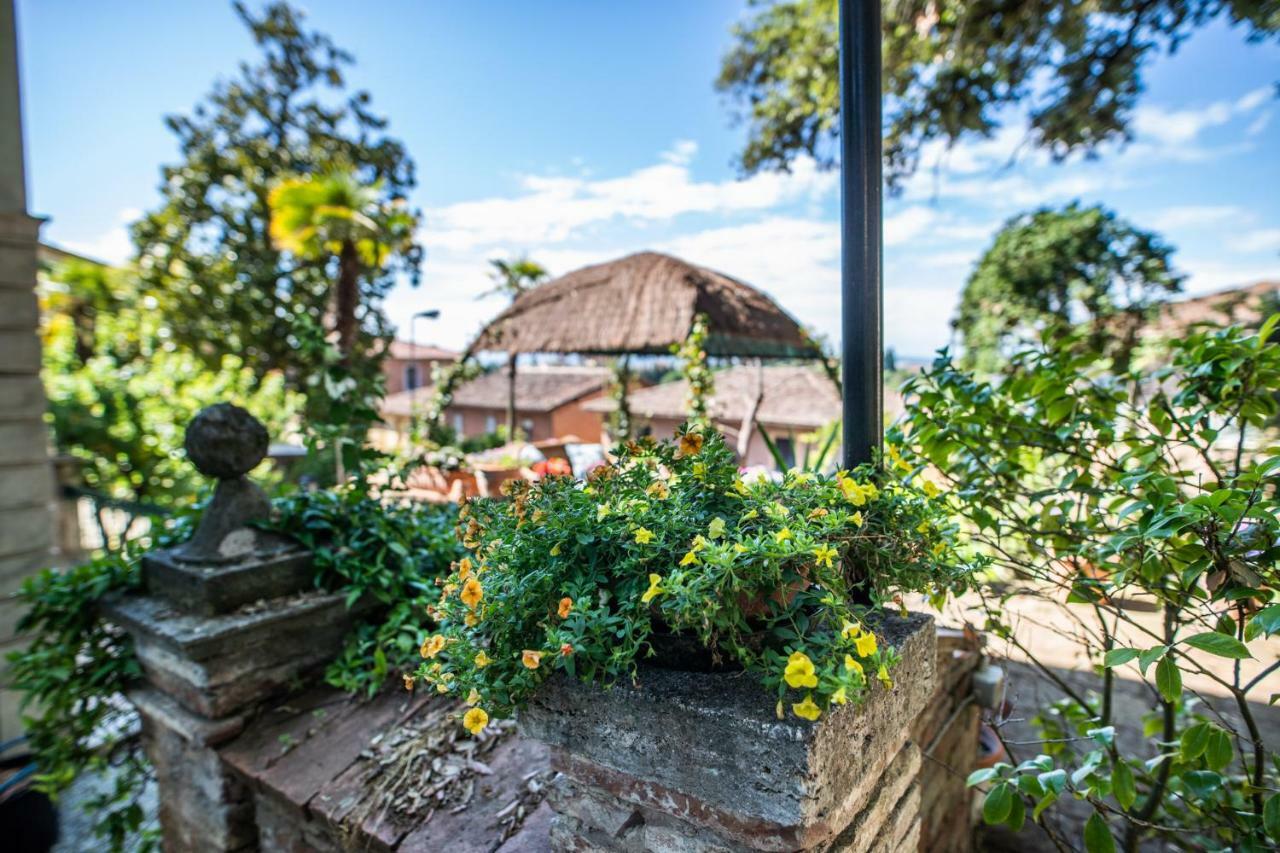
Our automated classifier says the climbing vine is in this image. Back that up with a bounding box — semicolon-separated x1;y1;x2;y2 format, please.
674;313;715;426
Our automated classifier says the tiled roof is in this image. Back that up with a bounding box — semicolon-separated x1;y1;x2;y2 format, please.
382;365;611;418
584;364;842;430
1148;281;1279;336
387;340;460;361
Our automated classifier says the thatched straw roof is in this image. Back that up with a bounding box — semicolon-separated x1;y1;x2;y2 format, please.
466;251;819;358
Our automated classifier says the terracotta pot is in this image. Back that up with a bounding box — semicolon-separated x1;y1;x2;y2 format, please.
473;465;528;498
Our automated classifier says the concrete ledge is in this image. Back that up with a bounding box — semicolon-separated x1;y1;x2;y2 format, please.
520;612;935;851
143;540;314;616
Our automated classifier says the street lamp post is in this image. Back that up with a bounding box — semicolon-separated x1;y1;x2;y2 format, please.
839;0;884;470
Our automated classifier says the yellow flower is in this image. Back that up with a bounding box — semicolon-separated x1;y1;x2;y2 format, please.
792;694;822;721
597;503;611;521
461;577;483;609
474;651;492;668
733;479;749;496
783;651;818;689
403;674;415;691
921;480;941;498
830;687;848;705
692;461;708;478
844;655;863;676
463;707;489;735
457;557;473;581
877;664;894;690
679;431;704;456
679;550;700;566
708;517;726;539
932;541;946;558
775;699;785;720
840;620;861;639
916;520;930;534
849;511;864;528
464;612;479;627
550;542;562;557
420;634;446;659
521;650;543;670
732;542;749;554
466;689;481;706
437;681;451;694
641;573;665;603
646;481;670;500
838;475;868;507
634;527;655;544
558;597;573;619
807;507;829;520
813;544;838;568
771;501;790;517
854;631;878;658
775;527;793;545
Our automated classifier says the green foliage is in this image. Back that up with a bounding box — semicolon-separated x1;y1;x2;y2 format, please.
901;318;1280;849
7;514;197;851
267;486;463;697
416;426;975;730
955;203;1182;373
717;0;1279;187
41;259;302;508
480;255;549;301
131;1;421;385
674;313;715;426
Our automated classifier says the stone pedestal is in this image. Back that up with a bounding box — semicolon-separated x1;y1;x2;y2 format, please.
519;613;936;853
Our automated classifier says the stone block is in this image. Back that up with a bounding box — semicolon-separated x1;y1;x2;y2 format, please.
131;688;255;853
0;460;54;510
0;503;53;560
520;613;935;852
143;538;315;615
0;375;46;420
0;329;40;375
0;284;36;330
105;589;360;718
0;418;48;464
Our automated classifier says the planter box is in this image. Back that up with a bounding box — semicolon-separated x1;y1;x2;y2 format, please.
519;612;936;852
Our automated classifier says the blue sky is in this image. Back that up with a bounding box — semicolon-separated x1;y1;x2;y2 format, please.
16;1;1280;358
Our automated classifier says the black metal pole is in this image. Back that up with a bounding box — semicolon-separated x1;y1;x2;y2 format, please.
839;0;883;470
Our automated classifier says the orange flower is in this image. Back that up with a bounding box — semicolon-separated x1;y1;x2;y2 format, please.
461;577;483;609
558;597;573;619
402;674;415;691
679;431;704;456
420;634;446;659
521;650;543;670
560;643;574;657
457;557;473;581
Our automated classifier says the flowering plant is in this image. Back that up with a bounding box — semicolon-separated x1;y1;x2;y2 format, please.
413;426;974;734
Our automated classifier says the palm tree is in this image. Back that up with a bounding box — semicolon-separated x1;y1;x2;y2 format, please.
480;256;549;302
480;256;549;437
268;167;415;358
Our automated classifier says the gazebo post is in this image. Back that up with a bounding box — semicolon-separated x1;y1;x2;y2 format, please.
505;352;517;439
838;0;884;469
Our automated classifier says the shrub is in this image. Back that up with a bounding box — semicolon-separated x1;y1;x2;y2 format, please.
414;425;976;733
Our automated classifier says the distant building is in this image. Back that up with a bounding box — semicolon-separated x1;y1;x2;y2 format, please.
380;364;612;444
585;364;843;469
1147;281;1279;338
382;340;458;396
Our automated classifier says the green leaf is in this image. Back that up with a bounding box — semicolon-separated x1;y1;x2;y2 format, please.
1033;790;1058;821
1182;632;1252;660
1248;605;1280;639
1088;726;1116;747
1102;648;1139;668
1005;790;1026;831
1204;727;1233;772
983;782;1014;825
1155;656;1182;703
1180;770;1223;800
1138;645;1167;676
1084;812;1116;853
1180;722;1211;761
1264;792;1280;840
1112;761;1136;810
1038;768;1067;795
967;767;999;787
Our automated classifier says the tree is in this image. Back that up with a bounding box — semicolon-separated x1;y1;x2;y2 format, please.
480;256;549;302
716;0;1279;188
268;166;417;359
954;203;1182;372
132;1;421;388
480;255;549;435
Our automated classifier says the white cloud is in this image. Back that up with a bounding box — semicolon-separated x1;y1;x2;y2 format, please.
884;206;938;246
1148;205;1245;231
1177;256;1280;294
422;140;836;252
1227;228;1280;254
1132;86;1272;147
59;207;141;266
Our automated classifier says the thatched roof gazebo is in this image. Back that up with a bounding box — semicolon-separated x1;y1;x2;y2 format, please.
465;251;818;358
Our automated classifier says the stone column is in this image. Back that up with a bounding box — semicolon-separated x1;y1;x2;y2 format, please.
0;0;55;742
520;613;937;853
105;404;360;852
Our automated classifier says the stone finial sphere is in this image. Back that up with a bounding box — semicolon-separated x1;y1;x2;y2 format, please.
184;403;269;480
